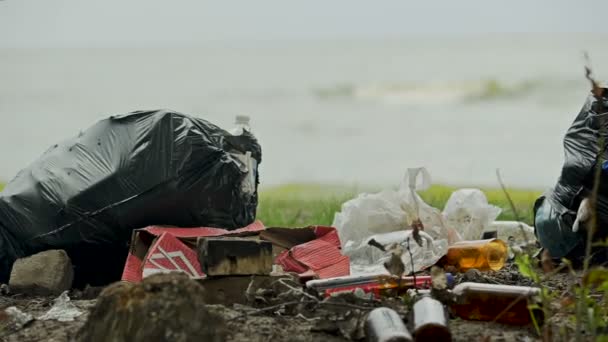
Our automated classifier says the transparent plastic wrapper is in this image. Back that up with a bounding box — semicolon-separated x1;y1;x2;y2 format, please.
347;229;448;275
38;291;83;322
334;168;451;275
442;189;501;241
486;221;536;245
3;306;34;330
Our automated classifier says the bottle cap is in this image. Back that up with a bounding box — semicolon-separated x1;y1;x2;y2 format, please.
235;115;250;124
446;273;455;287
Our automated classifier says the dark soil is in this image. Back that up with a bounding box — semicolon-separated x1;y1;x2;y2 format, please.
0;263;588;342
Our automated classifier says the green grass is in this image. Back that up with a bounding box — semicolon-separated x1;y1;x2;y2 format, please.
257;183;542;227
0;180;540;228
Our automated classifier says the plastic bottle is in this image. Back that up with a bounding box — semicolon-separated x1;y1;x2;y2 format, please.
485;221;537;245
412;295;452;342
450;282;542;325
365;307;413;342
229;115;257;194
444;238;507;272
230;115;252;136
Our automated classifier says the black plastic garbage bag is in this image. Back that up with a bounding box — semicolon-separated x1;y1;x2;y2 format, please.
535;88;608;259
0;110;261;285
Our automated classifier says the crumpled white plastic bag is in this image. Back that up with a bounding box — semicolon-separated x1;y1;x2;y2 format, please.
347;229;449;276
442;189;502;241
38;291;83;322
334;168;451;275
486;221;536;245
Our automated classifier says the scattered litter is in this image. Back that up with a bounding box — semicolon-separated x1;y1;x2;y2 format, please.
38;291;83;322
0;283;9;295
429;266;450;290
334;168;450;275
121;220;265;283
306;273;454;299
334;167;504;276
270;226;350;280
485;221;538;258
3;306;34;330
486;221;536;245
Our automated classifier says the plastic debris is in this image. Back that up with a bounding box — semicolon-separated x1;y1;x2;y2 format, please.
334;168;503;276
486;221;536;245
443;189;501;241
38;291;83;322
348;229;448;276
365;307;413;342
3;306;34;330
485;221;538;258
334;168;452;275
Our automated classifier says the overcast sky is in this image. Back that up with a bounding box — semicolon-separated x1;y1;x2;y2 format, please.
1;0;607;47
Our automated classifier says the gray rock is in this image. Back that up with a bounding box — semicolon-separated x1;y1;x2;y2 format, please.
76;273;226;342
9;250;73;296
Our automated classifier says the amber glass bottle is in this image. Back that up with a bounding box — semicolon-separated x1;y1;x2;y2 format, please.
450;282;543;325
444;239;508;272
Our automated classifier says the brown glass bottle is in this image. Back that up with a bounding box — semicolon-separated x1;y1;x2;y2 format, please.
444;238;507;272
450;282;543;325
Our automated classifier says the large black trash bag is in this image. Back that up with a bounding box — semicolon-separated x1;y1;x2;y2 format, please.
0;110;262;285
535;88;608;259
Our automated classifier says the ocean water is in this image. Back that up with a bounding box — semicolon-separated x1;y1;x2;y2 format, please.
1;34;607;189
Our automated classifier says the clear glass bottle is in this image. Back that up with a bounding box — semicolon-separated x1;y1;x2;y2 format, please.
366;307;413;342
412;295;452;342
450;282;543;325
444;238;507;272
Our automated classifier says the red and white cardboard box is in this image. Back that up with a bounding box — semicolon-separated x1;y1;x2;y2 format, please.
121;220;265;283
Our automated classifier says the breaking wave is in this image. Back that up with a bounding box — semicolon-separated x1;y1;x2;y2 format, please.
313;78;550;105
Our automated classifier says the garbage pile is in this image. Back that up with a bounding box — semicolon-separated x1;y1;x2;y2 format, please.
333;167;536;277
0;110;549;341
0;110;261;286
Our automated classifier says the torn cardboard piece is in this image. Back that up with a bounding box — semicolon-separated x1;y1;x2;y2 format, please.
265;226;350;280
121;220;265;283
